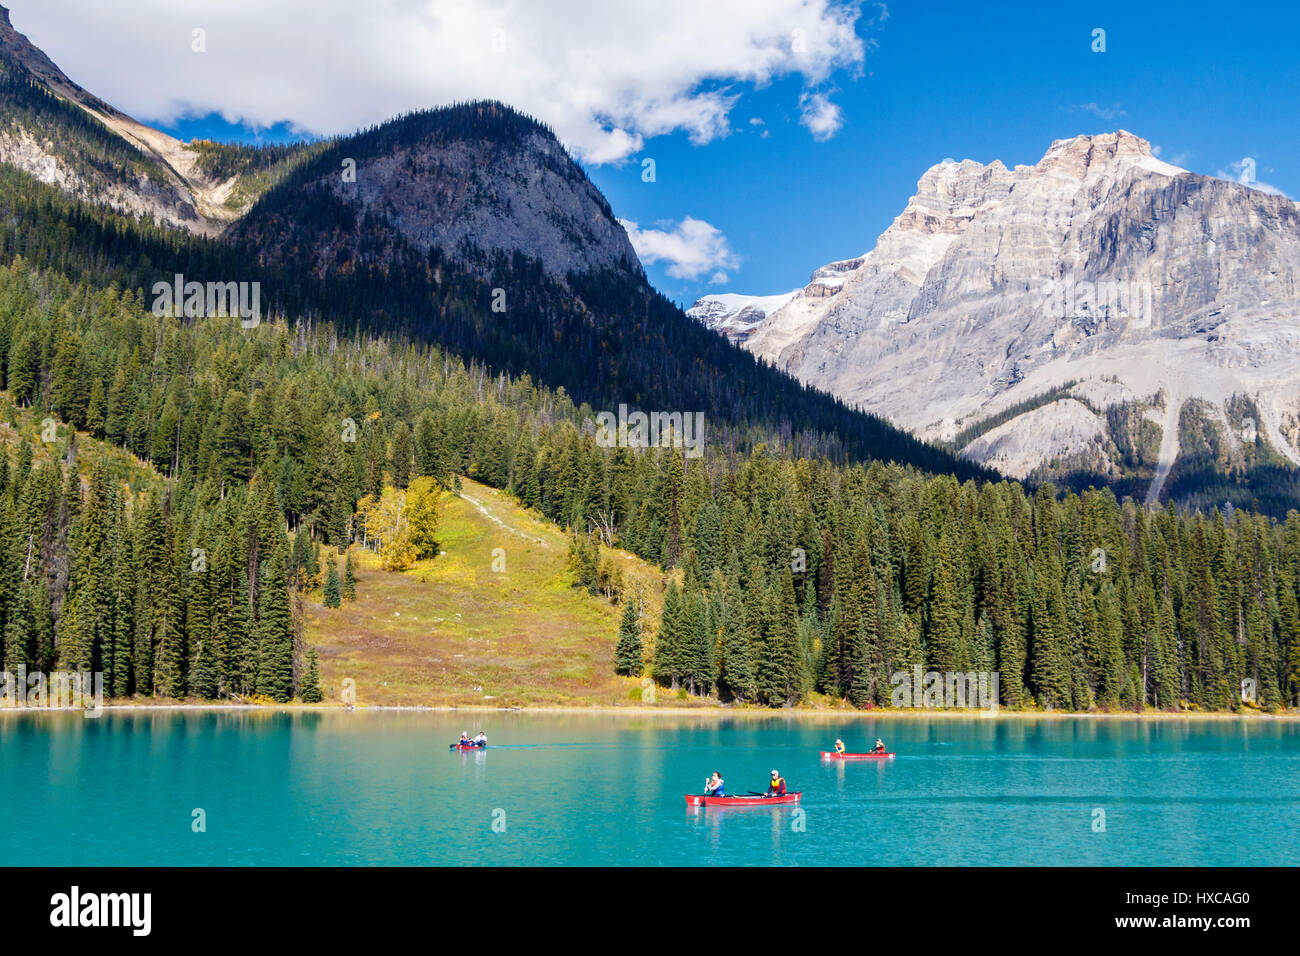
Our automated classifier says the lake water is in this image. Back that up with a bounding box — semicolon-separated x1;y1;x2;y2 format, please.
2;710;1296;866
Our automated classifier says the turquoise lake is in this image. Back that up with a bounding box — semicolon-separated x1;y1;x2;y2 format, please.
2;711;1296;866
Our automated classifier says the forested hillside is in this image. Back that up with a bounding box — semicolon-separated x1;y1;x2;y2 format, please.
1;248;1298;711
0;82;1294;712
0;101;990;477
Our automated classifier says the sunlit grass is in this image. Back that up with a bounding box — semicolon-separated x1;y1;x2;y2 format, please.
305;476;669;708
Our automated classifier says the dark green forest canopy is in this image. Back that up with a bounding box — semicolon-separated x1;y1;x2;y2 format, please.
0;256;1297;710
0;99;993;477
0;100;1294;710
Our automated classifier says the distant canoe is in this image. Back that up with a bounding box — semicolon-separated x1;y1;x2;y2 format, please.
820;751;894;759
450;743;487;751
684;792;801;807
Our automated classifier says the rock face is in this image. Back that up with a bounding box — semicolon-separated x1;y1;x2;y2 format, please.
0;4;245;233
320;113;641;281
715;131;1300;501
0;4;245;232
230;102;643;284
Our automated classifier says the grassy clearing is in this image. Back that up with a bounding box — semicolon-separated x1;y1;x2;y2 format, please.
304;477;675;707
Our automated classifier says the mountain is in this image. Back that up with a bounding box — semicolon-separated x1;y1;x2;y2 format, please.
698;131;1300;512
231;102;640;283
686;290;797;344
0;4;985;479
0;5;311;232
225;102;982;473
0;10;1296;719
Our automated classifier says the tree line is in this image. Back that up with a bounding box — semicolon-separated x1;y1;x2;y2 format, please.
1;256;1296;710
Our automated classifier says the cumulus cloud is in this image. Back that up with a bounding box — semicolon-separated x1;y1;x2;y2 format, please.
799;90;844;141
8;0;873;163
1216;157;1291;198
619;217;740;281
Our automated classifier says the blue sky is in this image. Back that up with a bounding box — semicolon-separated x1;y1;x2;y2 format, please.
588;0;1300;306
13;0;1298;309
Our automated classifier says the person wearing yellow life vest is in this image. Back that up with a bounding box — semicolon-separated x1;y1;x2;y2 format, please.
764;770;787;797
833;739;846;755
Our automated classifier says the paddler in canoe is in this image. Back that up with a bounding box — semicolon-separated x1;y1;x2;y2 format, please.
763;770;787;798
704;772;726;797
873;738;886;753
458;732;471;746
833;739;846;755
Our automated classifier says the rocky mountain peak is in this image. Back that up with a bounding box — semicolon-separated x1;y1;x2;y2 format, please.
235;101;643;283
0;3;68;86
698;131;1300;508
912;158;1009;210
1036;129;1183;182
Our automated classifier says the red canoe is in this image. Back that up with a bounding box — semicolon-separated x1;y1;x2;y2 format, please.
684;792;802;807
450;744;487;751
820;751;894;759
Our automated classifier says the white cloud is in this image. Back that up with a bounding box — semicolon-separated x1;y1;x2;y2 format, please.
1154;145;1193;167
7;0;872;163
799;90;844;141
1069;102;1127;122
619;217;740;280
1216;157;1290;198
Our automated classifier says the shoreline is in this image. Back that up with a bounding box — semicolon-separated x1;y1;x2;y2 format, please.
1;701;1296;720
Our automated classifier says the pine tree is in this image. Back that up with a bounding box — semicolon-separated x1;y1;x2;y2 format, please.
614;594;643;677
342;549;357;600
653;580;685;690
323;557;341;608
255;552;294;702
300;648;323;703
390;421;412;490
926;535;964;673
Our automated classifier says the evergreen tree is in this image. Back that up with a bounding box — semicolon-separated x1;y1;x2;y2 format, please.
255;553;294;702
300;648;323;703
323;557;341;608
614;594;643;677
342;549;357;601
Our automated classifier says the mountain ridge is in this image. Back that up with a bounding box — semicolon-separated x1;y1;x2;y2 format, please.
0;4;987;481
694;130;1300;511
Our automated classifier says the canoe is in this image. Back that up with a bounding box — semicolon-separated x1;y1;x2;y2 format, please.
450;743;487;751
684;792;801;807
820;751;894;759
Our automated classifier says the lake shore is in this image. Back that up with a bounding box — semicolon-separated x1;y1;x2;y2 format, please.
2;701;1296;719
